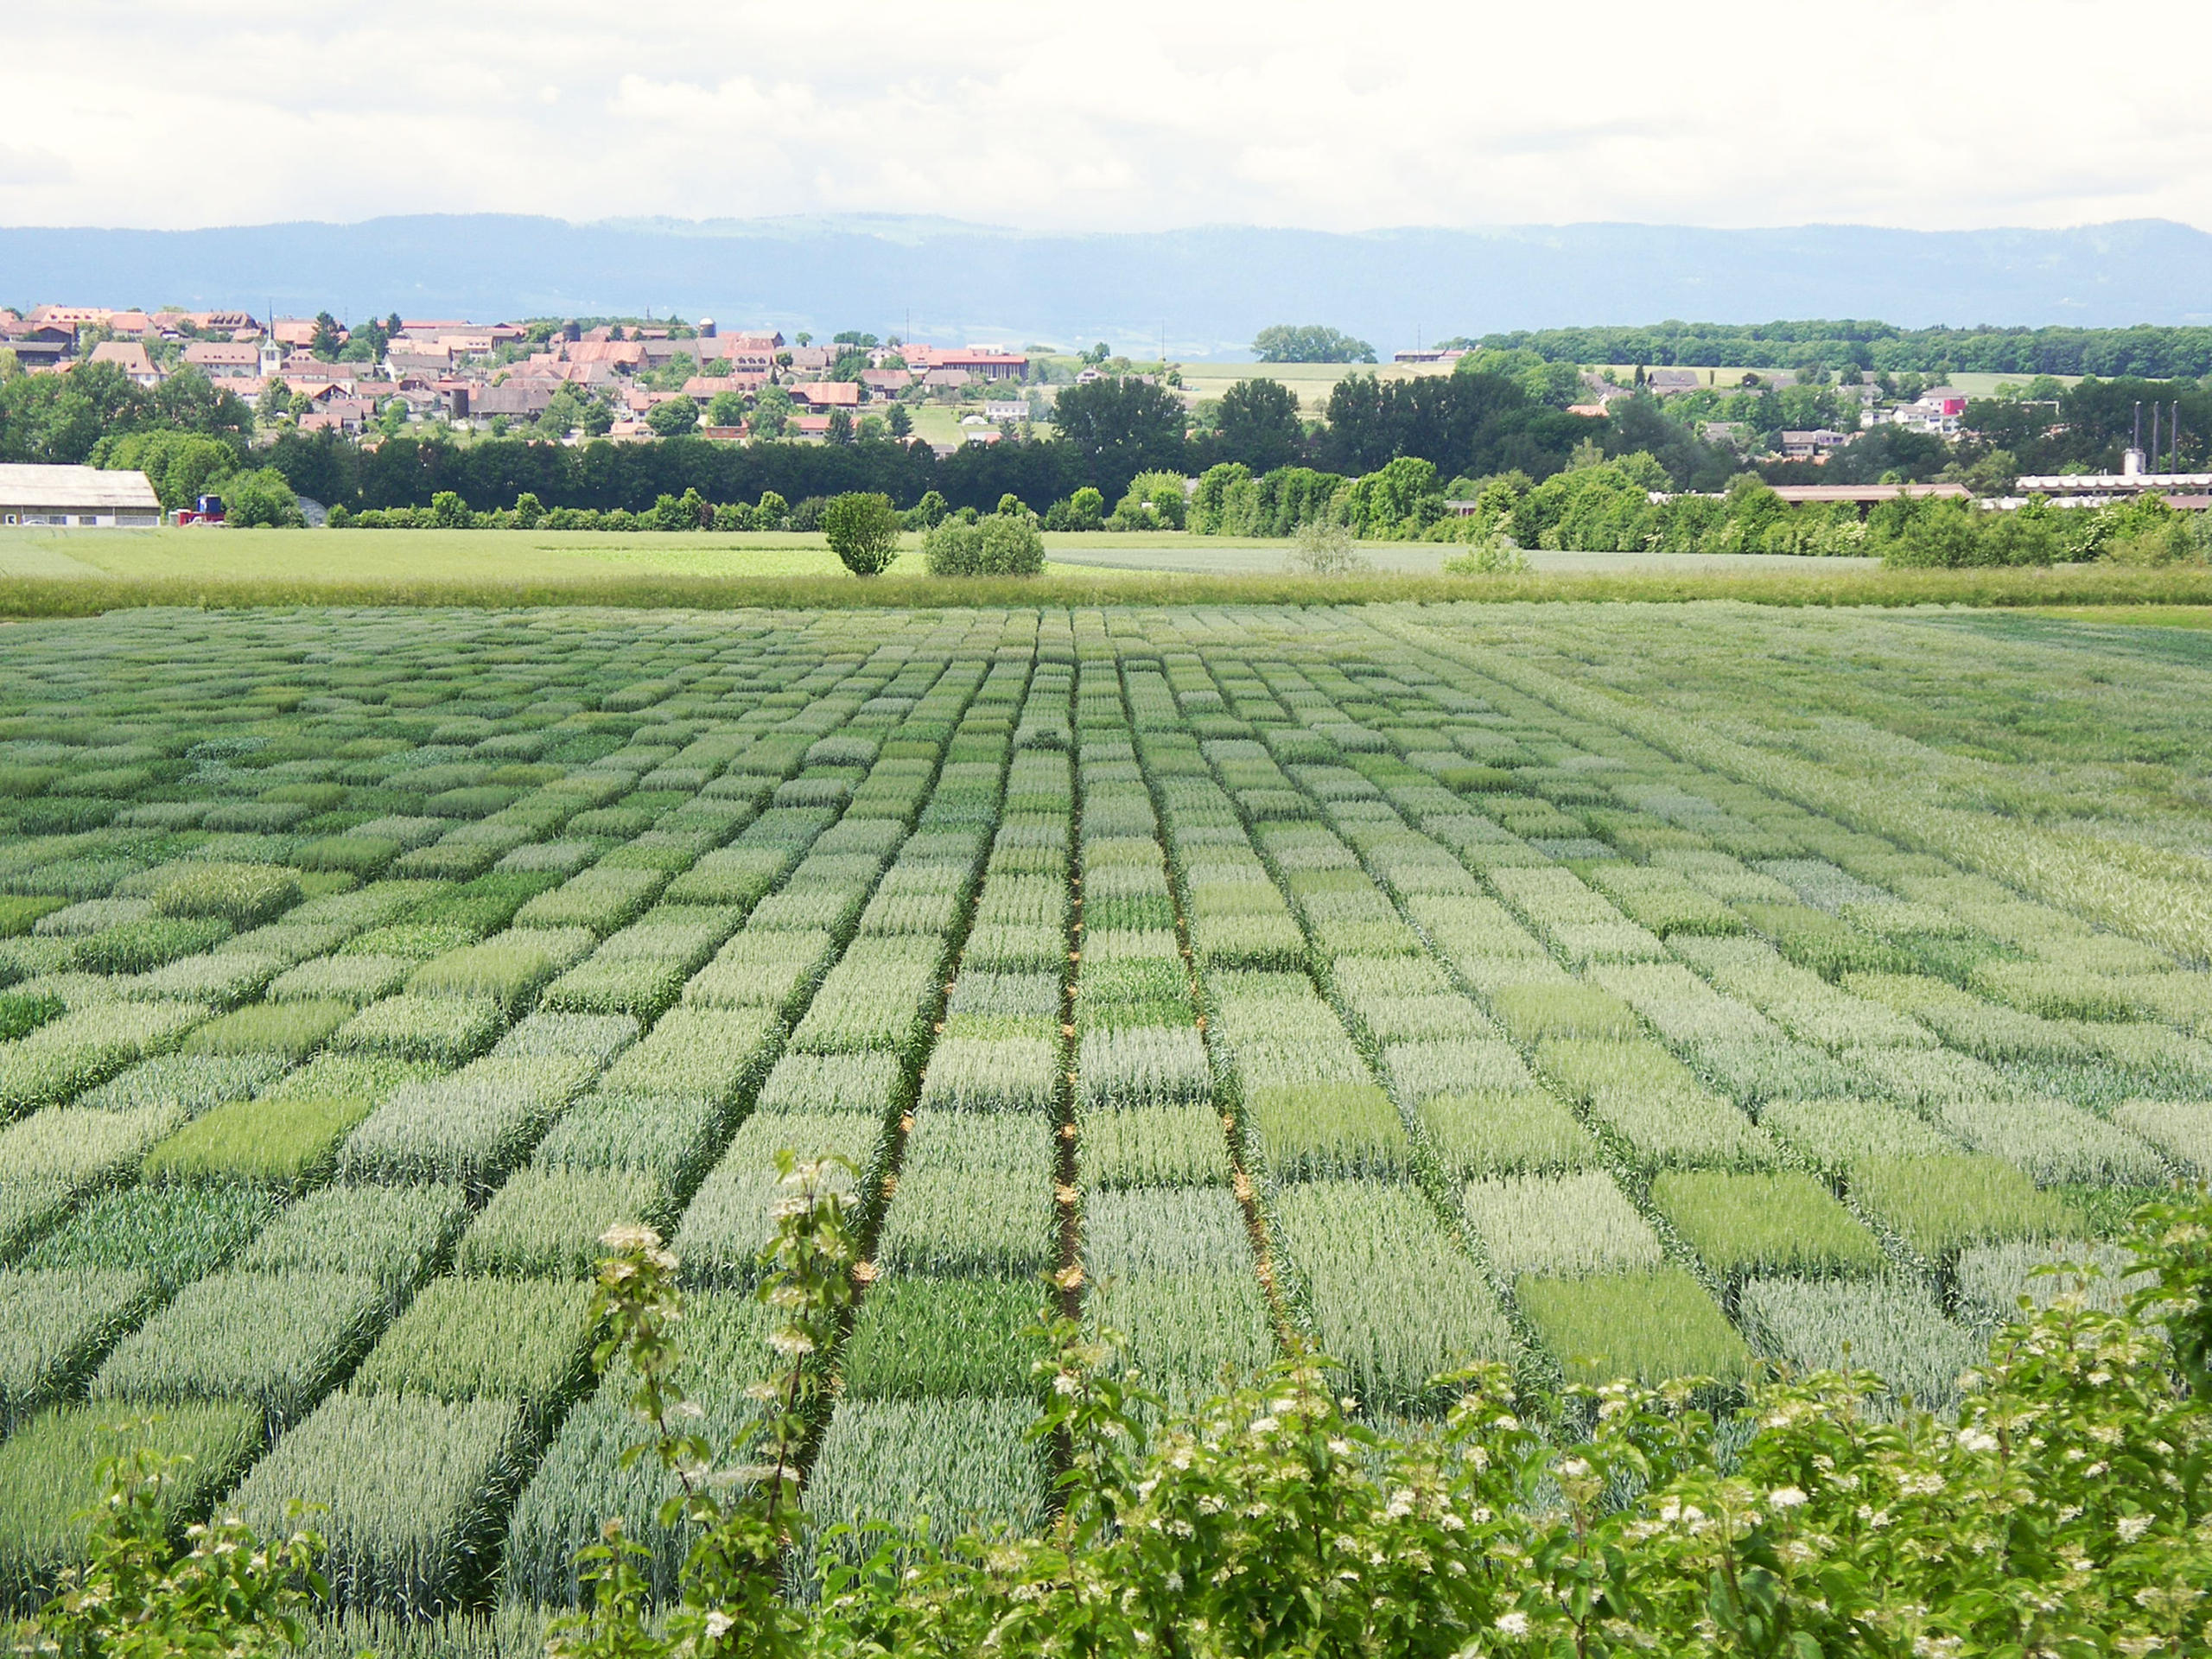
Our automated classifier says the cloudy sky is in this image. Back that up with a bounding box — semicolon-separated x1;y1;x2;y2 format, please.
6;1;2209;233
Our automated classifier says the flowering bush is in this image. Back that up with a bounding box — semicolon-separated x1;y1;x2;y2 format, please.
578;1186;2212;1659
48;1186;2212;1658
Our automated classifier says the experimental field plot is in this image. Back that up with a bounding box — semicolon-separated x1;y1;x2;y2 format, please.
0;599;2206;1621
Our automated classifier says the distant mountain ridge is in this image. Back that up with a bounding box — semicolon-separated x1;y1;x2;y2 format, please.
4;214;2209;357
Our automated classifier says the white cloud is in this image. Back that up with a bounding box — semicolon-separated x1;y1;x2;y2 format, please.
2;0;2208;232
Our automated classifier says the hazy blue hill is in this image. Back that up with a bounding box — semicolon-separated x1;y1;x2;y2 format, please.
4;214;2209;354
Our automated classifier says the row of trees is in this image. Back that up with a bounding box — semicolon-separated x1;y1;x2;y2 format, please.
1467;318;2212;378
249;368;1601;519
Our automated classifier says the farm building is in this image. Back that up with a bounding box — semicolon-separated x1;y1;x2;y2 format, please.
0;464;162;527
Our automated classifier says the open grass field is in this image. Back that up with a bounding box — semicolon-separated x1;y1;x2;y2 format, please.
5;526;2212;617
1174;358;1455;410
0;596;2208;1623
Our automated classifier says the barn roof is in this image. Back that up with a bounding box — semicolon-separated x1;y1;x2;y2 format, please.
0;465;162;510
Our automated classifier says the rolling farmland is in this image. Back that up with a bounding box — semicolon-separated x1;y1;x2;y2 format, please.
0;599;2207;1624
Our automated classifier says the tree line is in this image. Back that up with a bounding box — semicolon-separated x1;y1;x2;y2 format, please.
1465;320;2212;378
258;369;1604;518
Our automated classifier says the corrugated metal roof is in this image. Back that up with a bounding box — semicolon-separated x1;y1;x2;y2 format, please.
0;465;162;510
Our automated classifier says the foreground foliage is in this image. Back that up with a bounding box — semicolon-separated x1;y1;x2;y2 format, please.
31;1181;2212;1657
550;1184;2212;1659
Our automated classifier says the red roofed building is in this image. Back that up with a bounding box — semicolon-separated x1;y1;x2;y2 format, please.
683;374;769;403
182;341;267;378
793;380;861;407
88;340;162;386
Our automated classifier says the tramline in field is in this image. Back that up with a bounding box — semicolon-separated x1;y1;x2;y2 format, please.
0;600;2206;1627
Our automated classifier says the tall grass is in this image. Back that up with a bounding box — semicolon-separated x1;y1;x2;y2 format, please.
92;1269;387;1432
227;1389;524;1614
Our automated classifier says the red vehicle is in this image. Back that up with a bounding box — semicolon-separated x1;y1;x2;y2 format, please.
174;494;226;526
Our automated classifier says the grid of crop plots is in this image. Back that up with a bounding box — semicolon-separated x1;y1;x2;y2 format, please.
0;601;2205;1618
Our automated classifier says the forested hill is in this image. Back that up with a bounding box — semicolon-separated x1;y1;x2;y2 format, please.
4;215;2212;353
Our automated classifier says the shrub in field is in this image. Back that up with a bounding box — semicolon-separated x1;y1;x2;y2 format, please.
1848;1153;2076;1259
1271;1179;1515;1407
1518;1268;1752;1385
238;1182;468;1299
227;1389;523;1614
454;1167;672;1278
92;1269;386;1432
19;1183;273;1286
1463;1171;1662;1280
143;1093;375;1187
358;1274;594;1433
0;1268;155;1427
1649;1169;1885;1280
0;1401;262;1607
844;1277;1044;1399
1737;1274;1981;1407
332;993;505;1065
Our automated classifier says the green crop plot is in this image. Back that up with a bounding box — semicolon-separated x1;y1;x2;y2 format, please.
0;597;2203;1623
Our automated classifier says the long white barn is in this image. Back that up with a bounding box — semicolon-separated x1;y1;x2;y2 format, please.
0;464;162;527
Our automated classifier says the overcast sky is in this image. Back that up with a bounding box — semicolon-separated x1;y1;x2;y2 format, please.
6;1;2209;234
